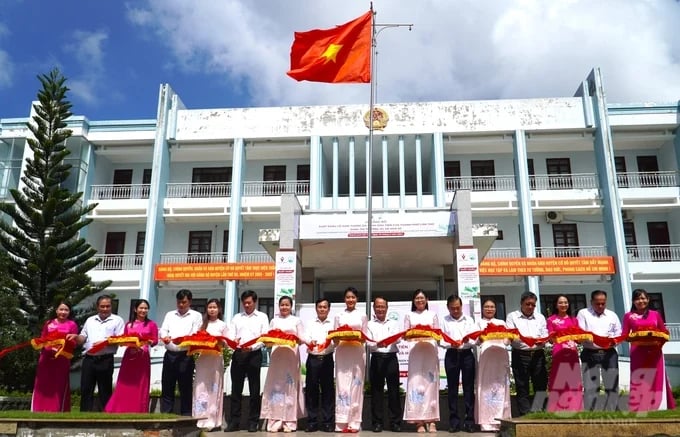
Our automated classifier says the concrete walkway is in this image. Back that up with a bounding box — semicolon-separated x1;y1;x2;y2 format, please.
203;431;496;436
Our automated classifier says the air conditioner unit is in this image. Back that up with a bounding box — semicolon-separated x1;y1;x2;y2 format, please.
546;211;563;224
621;210;633;221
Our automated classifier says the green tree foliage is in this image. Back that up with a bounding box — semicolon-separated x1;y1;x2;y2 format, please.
0;252;36;391
0;69;110;335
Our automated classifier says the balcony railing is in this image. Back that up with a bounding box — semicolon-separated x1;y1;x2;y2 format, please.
90;184;150;200
617;171;679;188
159;251;273;264
92;254;143;270
445;173;600;192
242;180;309;197
486;246;607;258
627;245;680;262
445;175;515;192
239;251;274;262
166;182;232;198
159;252;228;263
666;323;680;341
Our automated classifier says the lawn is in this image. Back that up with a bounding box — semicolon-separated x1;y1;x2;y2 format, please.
0;411;181;420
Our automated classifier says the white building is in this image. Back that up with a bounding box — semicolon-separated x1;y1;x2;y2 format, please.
2;68;679;385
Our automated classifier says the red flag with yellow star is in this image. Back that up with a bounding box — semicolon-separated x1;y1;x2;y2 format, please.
287;11;372;83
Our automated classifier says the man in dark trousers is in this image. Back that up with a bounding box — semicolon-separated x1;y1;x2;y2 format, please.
304;298;336;433
367;296;402;433
440;294;477;432
226;290;269;432
76;294;125;411
158;289;202;415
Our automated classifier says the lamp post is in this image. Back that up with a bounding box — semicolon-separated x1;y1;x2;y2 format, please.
365;12;413;318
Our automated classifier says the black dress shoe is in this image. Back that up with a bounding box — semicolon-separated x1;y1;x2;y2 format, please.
248;423;259;432
224;423;239;432
461;424;476;433
321;425;334;433
391;424;402;432
373;424;383;433
448;426;461;433
306;425;319;432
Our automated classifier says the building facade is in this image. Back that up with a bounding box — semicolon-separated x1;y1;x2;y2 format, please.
1;68;679;370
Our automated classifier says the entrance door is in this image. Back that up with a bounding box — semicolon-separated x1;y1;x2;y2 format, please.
112;169;133;199
647;222;670;261
104;232;126;269
637;156;659;187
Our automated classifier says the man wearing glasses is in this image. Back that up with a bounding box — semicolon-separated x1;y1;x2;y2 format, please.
506;291;548;416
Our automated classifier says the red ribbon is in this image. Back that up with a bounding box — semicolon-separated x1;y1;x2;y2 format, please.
172;330;239;354
240;328;302;349
0;331;75;360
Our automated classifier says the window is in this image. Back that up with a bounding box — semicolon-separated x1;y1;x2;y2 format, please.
636;156;659;187
614;157;628;188
552;224;579;257
141;168;152;198
135;232;145;266
623;223;637;258
527;159;536;190
112;169;133;199
259;297;275;321
479;294;506;321
496;230;504;241
191;298;208;315
111;299;120;315
444;161;461;178
222;230;229;262
647;292;666;322
263;165;287;196
192;167;231;197
470;160;495;191
188;231;212;263
546;158;572;189
296;164;310;195
444;161;462;190
296;164;310;181
128;298;142;321
104;232;125;270
647;221;670;261
534;223;542;258
540;293;587;317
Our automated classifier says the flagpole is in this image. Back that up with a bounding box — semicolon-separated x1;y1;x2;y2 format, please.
366;5;413;318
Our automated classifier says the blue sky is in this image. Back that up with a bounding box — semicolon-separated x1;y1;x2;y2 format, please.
1;0;679;122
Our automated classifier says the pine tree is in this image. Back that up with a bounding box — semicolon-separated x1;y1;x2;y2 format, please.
0;68;110;334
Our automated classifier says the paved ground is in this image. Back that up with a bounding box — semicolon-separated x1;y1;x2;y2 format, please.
204;431;496;436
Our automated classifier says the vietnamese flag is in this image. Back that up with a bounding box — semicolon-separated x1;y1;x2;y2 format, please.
287;10;372;83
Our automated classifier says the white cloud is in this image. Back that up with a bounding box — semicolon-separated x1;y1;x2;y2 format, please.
63;30;109;105
0;23;13;88
0;50;13;88
128;0;680;107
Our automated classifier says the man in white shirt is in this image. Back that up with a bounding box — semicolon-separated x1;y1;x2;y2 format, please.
304;298;336;433
577;289;622;411
76;294;125;411
158;289;202;415
506;291;548;416
440;294;477;433
367;296;402;433
225;290;269;433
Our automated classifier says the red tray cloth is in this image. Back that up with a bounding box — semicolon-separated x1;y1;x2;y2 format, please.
0;331;76;360
173;330;238;355
240;328;302;348
626;328;670;347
